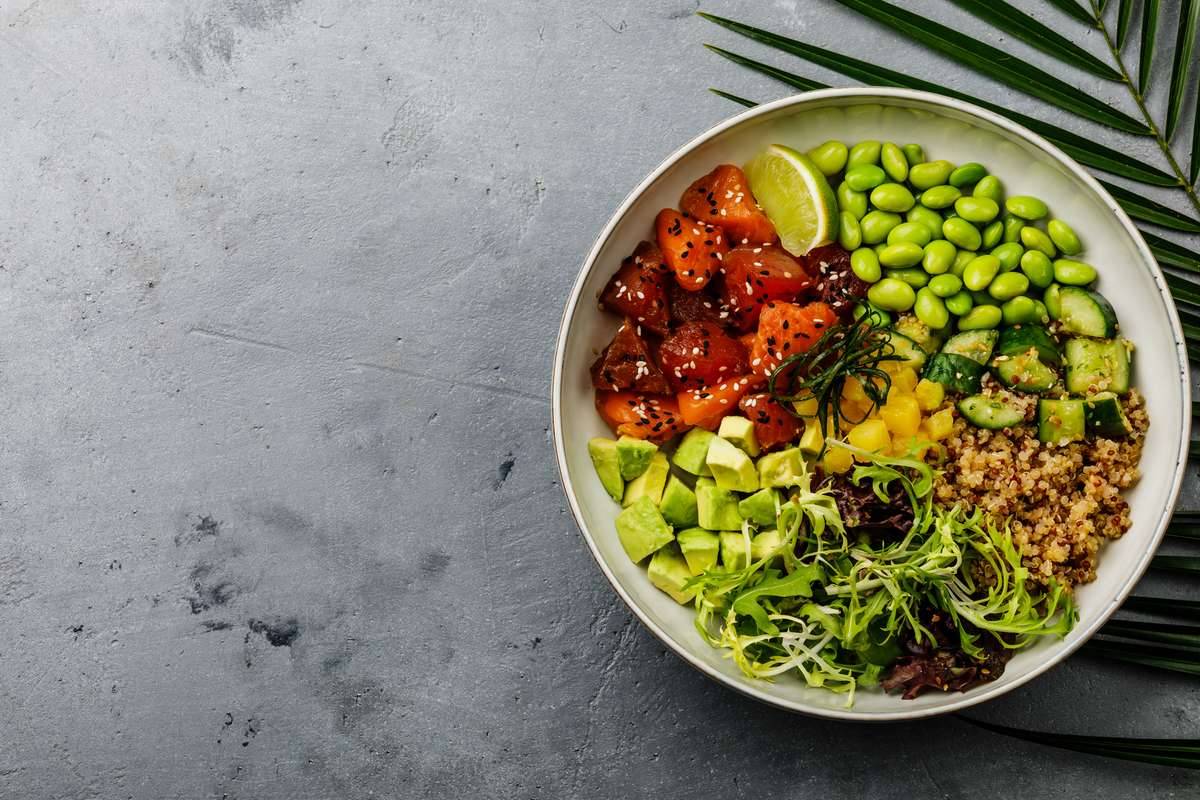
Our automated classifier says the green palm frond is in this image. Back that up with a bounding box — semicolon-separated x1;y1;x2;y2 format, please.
1139;0;1159;94
1167;0;1200;139
960;717;1200;769
1116;0;1135;49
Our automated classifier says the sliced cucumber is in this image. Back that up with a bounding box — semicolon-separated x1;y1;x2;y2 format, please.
1084;391;1132;437
992;351;1058;394
1064;338;1131;395
893;315;943;354
941;330;998;365
997;325;1061;366
958;394;1025;429
1058;287;1118;338
1037;398;1086;444
922;352;987;394
887;330;928;369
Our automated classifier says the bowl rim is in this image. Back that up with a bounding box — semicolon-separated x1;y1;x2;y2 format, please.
550;86;1191;721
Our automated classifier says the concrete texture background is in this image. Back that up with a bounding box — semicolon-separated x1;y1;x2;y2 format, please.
1;0;1198;797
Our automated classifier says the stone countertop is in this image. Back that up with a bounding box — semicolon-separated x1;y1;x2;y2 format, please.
1;0;1198;797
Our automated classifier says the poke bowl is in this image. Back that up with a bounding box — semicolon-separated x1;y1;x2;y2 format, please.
551;88;1189;720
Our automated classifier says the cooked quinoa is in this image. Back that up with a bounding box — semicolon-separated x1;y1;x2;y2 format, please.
933;378;1148;588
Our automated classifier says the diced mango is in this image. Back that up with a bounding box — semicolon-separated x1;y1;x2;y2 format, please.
822;445;855;474
914;379;945;412
879;395;921;438
839;396;870;425
847;418;891;457
881;362;919;394
891;435;930;460
924;407;955;441
798;417;824;455
842;376;872;407
792;396;820;417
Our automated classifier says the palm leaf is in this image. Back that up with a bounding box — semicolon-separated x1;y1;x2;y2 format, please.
708;88;756;108
1192;84;1200;184
1085;638;1200;677
946;0;1120;80
1046;0;1100;26
697;14;1176;186
1152;555;1200;575
703;46;826;93
1123;594;1200;619
829;0;1150;134
1101;180;1200;232
1139;0;1160;95
1143;229;1200;272
1166;0;1200;139
960;717;1200;769
1117;0;1136;49
1104;619;1200;648
1166;271;1200;304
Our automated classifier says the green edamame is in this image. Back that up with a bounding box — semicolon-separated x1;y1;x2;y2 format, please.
1044;284;1063;319
1032;299;1050;323
850;248;882;283
867;277;916;312
919;185;961;209
845;164;886;192
954;196;1000;224
981;219;1003;249
1047;219;1083;255
987;272;1030;301
847;140;882;168
909;160;955;190
950;249;976;277
922;240;957;275
972;175;1004;203
901;143;925;164
860;210;902;244
1053;258;1098;286
1019;250;1054;288
906;205;944;240
958;304;1002;330
1001;296;1040;325
888;222;933;247
962;254;1001;291
1005;195;1048;221
870;182;916;213
880;142;908;182
1002;214;1024;244
1020;226;1057;257
943;217;983;251
991;242;1024;272
837;182;868;220
885;268;930;288
914;288;950;329
928;273;962;298
852;303;892;327
806;140;849;177
970;291;997;308
945;290;974;316
879;242;925;268
838;211;862;250
948;162;988;188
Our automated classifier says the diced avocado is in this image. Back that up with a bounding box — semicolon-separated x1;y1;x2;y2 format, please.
587;438;623;503
738;488;780;527
750;528;784;562
659;475;699;528
616;435;657;480
622;451;669;508
614;496;674;563
718;415;761;457
720;531;751;570
1037;398;1086;444
647;543;697;604
706;436;759;493
672;428;715;476
695;477;744;531
757;447;807;488
676;527;720;575
798;419;824;455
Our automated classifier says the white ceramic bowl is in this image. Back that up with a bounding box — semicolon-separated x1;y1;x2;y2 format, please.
551;88;1190;720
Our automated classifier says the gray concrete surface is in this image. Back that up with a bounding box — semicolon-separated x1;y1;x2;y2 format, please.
1;0;1199;797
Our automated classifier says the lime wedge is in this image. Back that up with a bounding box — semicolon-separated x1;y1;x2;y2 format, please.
745;144;839;256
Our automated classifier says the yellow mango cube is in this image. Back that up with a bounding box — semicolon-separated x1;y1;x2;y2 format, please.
822;445;855;474
914;379;945;412
892;435;930;460
847;418;891;457
792;396;820;417
924;407;955;441
798;418;824;455
879;395;922;438
842;376;871;407
882;362;919;394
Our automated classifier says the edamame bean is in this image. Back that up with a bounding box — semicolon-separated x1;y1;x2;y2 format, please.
962;254;1001;291
1019;250;1054;288
1032;299;1050;323
909;160;955;190
988;272;1030;301
886;268;930;288
970;291;997;308
847;140;882;168
919;184;961;209
958;304;1002;330
867;277;916;312
881;142;908;182
949;162;988;188
806;140;849;177
914;288;950;329
973;175;1004;203
838;211;862;250
1020;226;1057;257
1044;284;1063;319
1047;219;1083;255
991;241;1024;271
901;143;925;164
945;290;974;316
1001;296;1040;325
850;247;882;283
1053;258;1098;285
982;219;1003;249
954;196;1000;224
906;205;945;239
943;217;983;250
928;273;962;297
1005;195;1048;221
871;182;916;213
838;182;868;220
852;303;892;327
1002;214;1025;243
951;249;976;277
922;240;957;275
860;210;902;244
888;222;933;247
845;164;886;192
879;242;925;268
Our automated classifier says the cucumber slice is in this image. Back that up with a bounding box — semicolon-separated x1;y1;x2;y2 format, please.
1064;338;1131;395
1058;287;1118;338
941;330;998;365
887;330;928;369
1038;398;1086;444
958;394;1026;429
893;315;943;354
922;352;987;394
992;351;1058;394
997;325;1061;366
1084;392;1132;437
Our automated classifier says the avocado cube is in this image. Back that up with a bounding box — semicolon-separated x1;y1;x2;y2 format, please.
647;543;697;604
622;451;669;507
738;488;780;527
614;496;674;563
695;477;744;531
616;435;658;480
798;419;824;455
757;447;807;489
751;529;784;562
706;436;759;493
676;527;720;575
672;428;715;476
720;531;750;570
659;475;699;528
718;415;760;457
587;438;624;503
